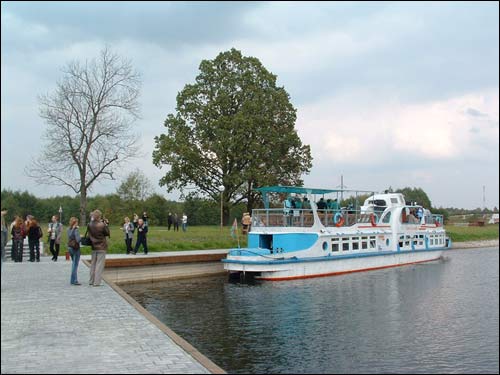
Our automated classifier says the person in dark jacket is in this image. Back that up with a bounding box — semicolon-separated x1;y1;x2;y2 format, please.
133;218;148;255
88;210;110;287
167;212;173;231
27;218;43;262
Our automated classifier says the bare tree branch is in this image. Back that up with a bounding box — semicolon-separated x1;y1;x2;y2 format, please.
25;48;141;225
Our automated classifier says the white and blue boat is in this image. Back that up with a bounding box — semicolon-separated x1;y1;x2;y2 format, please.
223;186;451;281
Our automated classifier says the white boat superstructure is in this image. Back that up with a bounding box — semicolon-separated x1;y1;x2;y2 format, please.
222;186;451;280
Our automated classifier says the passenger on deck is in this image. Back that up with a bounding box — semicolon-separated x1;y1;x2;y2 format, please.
317;198;327;210
416;207;424;222
407;210;419;224
327;198;340;212
302;197;311;209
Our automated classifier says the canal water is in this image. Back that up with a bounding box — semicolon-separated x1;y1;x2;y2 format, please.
123;247;499;374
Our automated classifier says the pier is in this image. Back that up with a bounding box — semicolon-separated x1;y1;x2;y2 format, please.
1;251;227;374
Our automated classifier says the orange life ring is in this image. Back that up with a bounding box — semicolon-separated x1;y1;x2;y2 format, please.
370;213;377;227
334;212;345;227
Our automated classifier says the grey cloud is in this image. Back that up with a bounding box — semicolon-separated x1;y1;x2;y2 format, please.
2;1;261;50
466;108;488;118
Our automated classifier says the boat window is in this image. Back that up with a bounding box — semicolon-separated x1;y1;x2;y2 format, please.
390;198;398;204
352;242;359;250
342;242;349;251
361;241;368;249
332;243;339;252
369;239;376;249
361;236;368;240
382;212;391;223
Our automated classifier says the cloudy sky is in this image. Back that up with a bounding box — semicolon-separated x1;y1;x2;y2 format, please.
1;1;499;209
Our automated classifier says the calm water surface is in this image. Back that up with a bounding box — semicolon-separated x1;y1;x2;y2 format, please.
123;247;499;374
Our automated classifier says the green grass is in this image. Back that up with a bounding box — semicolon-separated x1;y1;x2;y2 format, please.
56;225;247;255
445;224;499;243
54;224;498;255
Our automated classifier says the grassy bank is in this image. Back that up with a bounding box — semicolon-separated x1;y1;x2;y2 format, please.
54;224;498;255
445;224;499;243
57;225;247;255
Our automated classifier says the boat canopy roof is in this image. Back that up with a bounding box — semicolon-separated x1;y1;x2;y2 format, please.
255;186;375;195
255;186;338;195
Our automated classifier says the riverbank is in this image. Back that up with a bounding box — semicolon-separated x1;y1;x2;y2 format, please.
452;239;499;249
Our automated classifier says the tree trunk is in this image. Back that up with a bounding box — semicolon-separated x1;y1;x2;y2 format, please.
80;188;87;226
223;204;230;227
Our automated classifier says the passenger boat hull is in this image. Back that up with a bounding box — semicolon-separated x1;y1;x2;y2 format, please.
224;249;444;281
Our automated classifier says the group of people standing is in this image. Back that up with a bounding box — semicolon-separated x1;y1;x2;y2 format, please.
166;212;188;232
122;212;149;255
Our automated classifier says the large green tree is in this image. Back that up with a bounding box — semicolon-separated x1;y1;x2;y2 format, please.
153;49;312;224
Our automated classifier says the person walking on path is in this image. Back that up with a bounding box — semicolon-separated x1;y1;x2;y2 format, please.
122;217;135;254
133;218;148;255
27;218;43;262
48;215;62;261
181;213;188;232
1;208;8;270
67;217;82;285
88;210;110;287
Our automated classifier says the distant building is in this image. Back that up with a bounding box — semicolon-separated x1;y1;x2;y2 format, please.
489;214;499;224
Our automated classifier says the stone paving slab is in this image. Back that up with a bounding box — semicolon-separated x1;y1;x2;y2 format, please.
1;258;213;374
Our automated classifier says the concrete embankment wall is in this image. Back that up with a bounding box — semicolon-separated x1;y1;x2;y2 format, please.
82;249;229;285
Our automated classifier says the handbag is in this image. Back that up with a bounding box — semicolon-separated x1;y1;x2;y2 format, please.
80;226;93;247
68;228;80;250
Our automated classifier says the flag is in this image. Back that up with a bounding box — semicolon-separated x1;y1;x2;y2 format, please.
230;218;238;239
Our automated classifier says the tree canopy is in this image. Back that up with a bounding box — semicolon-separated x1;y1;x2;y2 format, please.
116;169;154;201
153;48;312;223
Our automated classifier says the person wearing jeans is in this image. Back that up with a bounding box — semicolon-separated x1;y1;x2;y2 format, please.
67;217;81;285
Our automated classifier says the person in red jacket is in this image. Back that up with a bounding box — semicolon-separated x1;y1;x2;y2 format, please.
11;216;26;262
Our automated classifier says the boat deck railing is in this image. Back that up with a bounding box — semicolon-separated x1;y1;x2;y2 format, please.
251;209;445;228
252;208;378;228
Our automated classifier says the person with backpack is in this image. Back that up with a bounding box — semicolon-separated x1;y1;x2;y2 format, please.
122;217;135;254
27;218;43;262
67;217;81;285
48;215;63;261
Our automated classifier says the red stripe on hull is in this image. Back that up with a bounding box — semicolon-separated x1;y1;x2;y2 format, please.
256;256;442;281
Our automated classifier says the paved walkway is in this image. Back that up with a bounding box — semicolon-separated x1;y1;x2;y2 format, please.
1;257;216;374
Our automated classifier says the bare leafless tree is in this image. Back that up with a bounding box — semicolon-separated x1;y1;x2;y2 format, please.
26;47;141;225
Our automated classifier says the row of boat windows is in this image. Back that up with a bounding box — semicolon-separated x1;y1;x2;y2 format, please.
330;236;377;252
398;234;445;247
327;233;445;252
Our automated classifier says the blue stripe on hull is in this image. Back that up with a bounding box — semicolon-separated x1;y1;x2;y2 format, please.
222;247;450;266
